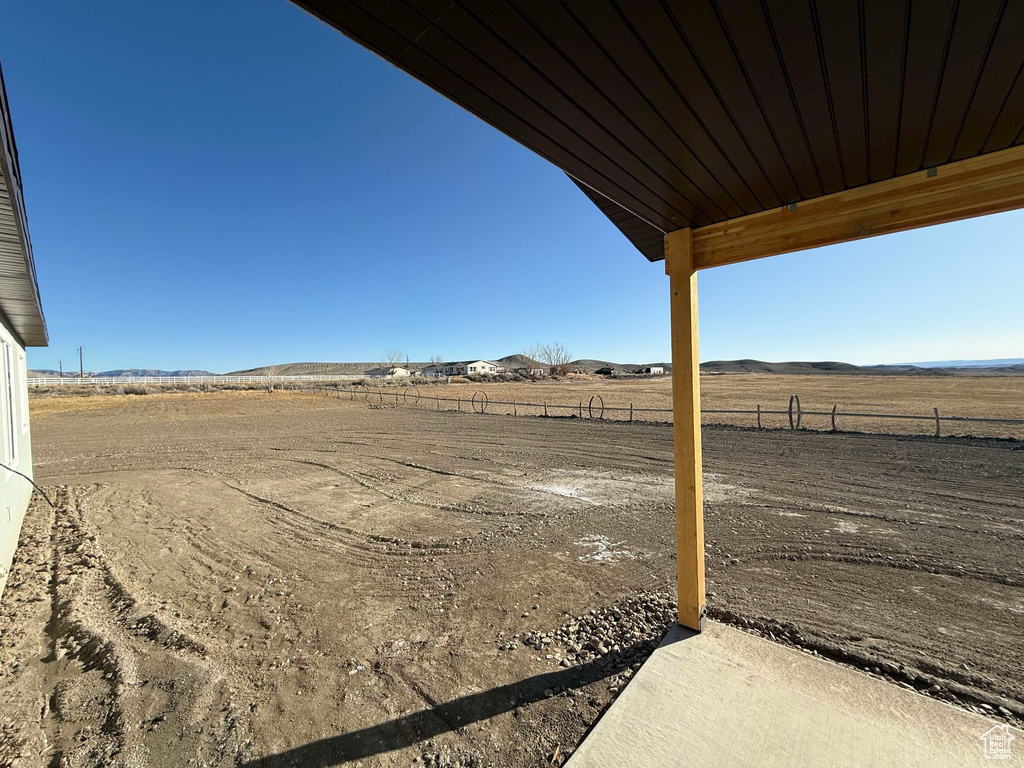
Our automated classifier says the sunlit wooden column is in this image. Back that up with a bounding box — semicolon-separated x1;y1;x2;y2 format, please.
665;228;705;631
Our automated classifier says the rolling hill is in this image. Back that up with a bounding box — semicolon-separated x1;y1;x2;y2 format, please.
701;359;862;374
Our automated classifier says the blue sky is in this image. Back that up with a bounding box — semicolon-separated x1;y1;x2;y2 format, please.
3;0;1021;373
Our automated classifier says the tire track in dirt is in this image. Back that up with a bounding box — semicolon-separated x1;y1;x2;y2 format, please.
38;486;257;767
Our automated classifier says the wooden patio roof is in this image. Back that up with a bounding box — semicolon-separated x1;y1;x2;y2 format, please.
293;0;1024;263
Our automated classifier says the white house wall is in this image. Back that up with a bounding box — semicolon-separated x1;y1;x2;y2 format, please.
0;320;33;599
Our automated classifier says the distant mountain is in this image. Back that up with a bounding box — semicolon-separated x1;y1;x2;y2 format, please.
567;359;673;372
27;369;102;378
28;369;218;377
893;358;1024;368
569;359;622;372
702;359;862;374
229;362;431;376
98;369;217;377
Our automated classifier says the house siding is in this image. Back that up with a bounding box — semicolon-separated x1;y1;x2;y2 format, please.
0;320;33;599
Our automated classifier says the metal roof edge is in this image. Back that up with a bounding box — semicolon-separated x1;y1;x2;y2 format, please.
0;62;48;347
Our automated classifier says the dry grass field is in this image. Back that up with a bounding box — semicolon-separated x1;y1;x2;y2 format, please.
344;374;1024;438
29;373;1024;439
1;389;1020;767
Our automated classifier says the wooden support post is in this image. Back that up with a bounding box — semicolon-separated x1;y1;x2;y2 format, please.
666;228;705;632
629;403;633;423
934;407;940;437
756;404;761;428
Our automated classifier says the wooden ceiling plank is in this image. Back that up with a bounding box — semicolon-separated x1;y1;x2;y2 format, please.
506;0;736;221
758;0;843;193
922;0;1005;167
952;1;1024;159
814;0;869;187
669;0;822;200
895;0;958;175
864;0;909;181
400;5;707;225
982;54;1024;150
463;0;722;225
327;0;685;229
621;1;790;207
565;0;761;215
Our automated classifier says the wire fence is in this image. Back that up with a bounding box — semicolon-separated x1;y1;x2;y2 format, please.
314;385;1024;438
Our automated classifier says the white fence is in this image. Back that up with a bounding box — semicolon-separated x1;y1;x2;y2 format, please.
27;374;363;387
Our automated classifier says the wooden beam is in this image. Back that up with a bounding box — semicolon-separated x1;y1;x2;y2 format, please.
690;144;1024;269
665;228;705;631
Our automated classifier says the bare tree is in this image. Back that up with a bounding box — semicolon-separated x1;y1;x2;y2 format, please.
530;342;572;376
429;355;444;365
381;349;404;377
264;364;278;393
526;344;543;366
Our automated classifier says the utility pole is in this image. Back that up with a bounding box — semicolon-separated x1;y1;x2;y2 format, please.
59;361;63;378
78;346;84;379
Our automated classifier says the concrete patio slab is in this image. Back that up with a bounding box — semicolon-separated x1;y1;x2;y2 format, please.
566;621;1020;767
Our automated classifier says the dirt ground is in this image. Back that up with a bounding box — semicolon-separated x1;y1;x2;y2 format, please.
1;391;1021;767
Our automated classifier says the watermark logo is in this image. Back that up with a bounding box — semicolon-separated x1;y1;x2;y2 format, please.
980;724;1015;760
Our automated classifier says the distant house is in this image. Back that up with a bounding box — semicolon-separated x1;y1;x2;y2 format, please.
422;365;444;378
636;366;664;375
437;360;504;376
365;366;411;379
514;366;547;377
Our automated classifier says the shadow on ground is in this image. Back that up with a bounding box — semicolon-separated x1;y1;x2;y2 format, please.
240;631;691;767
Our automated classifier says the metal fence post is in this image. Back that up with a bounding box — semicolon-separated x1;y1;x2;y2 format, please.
629;403;633;422
831;404;838;432
756;404;761;429
934;407;940;437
